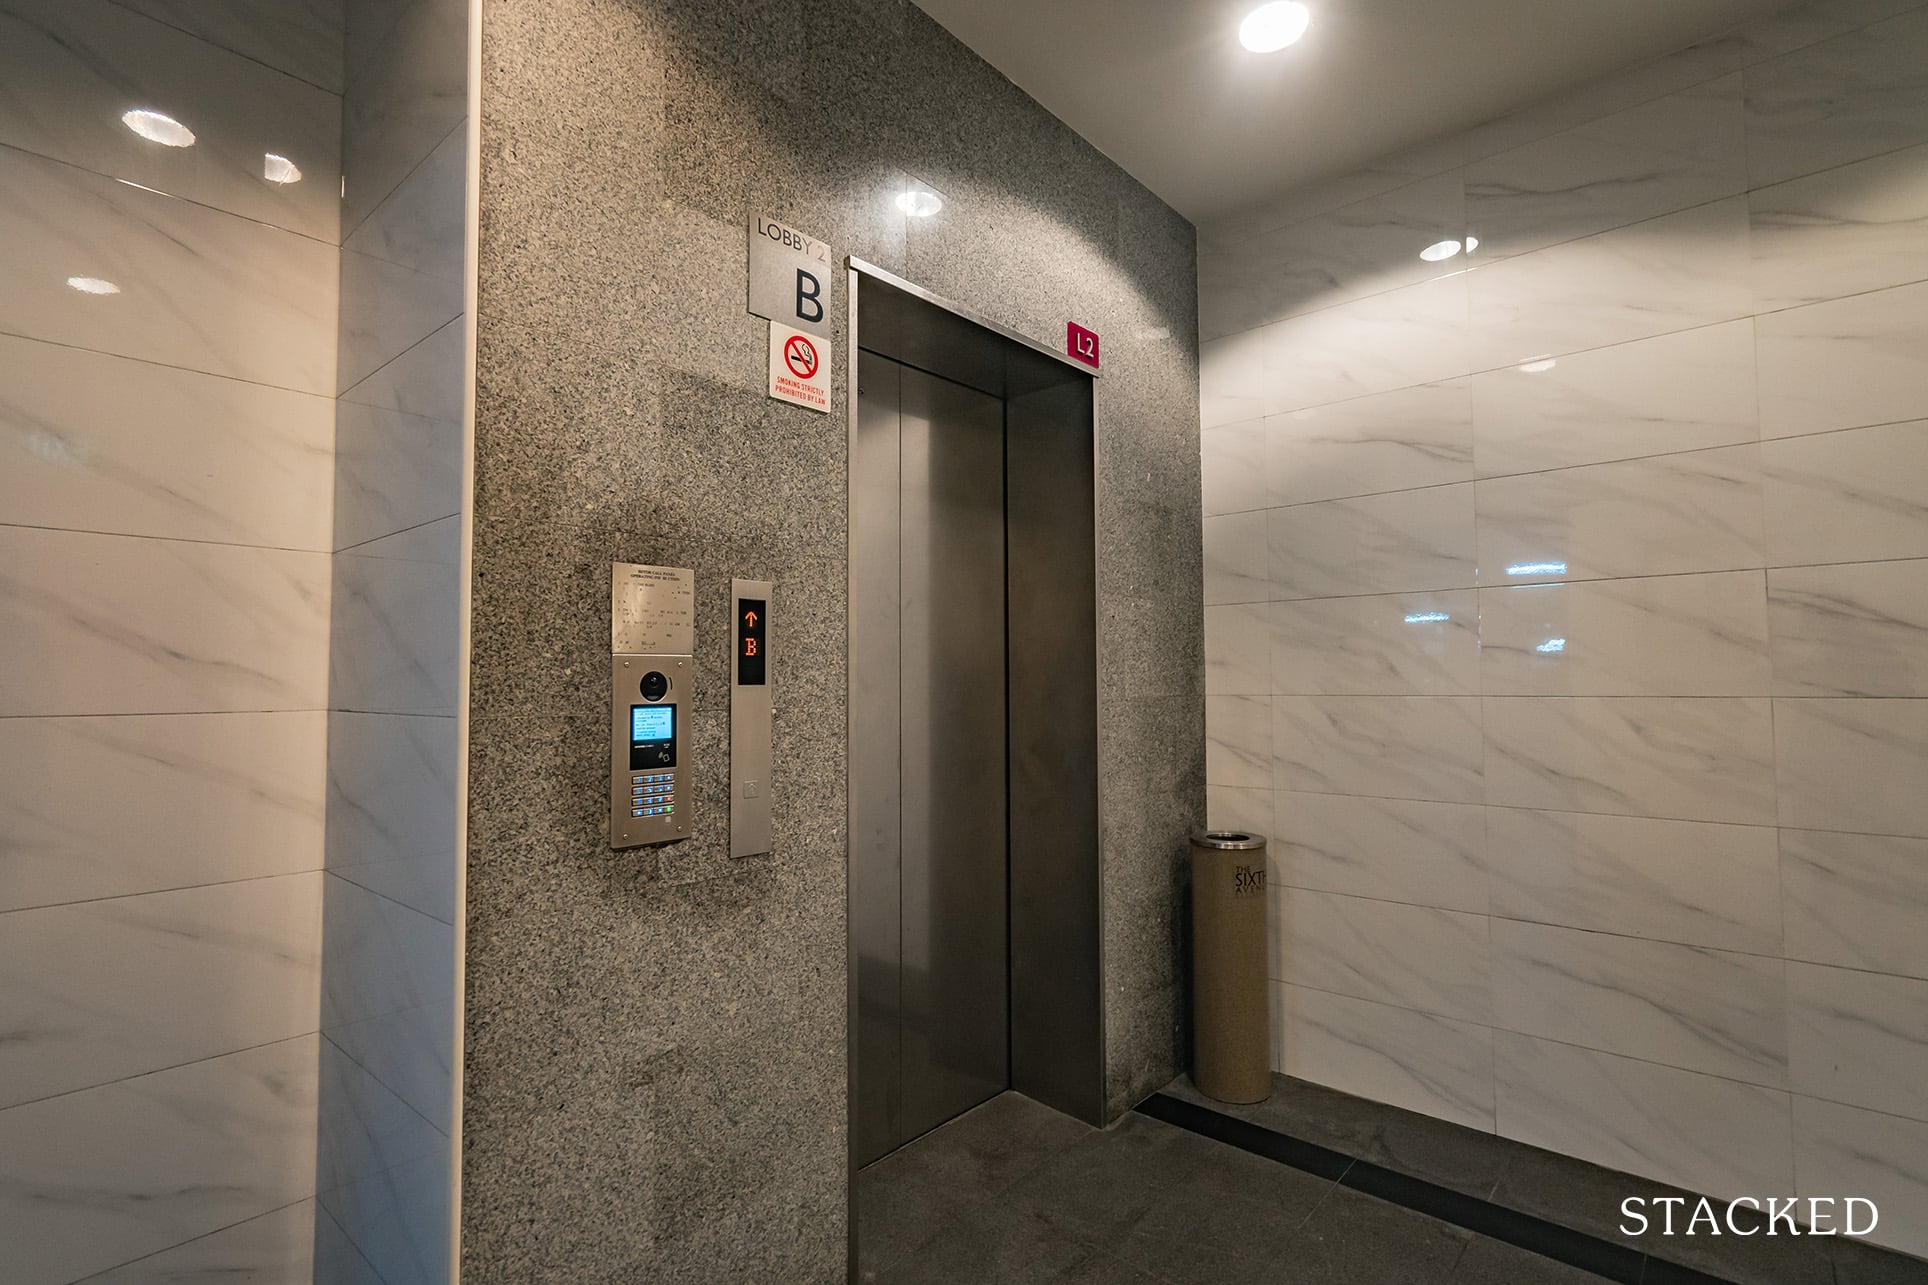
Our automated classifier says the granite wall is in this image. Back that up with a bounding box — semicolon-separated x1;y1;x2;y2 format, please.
464;0;1200;1279
1199;0;1928;1259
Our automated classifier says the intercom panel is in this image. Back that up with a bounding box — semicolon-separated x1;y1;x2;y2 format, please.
611;563;694;848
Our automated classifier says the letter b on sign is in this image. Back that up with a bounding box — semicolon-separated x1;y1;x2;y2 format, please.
796;269;823;324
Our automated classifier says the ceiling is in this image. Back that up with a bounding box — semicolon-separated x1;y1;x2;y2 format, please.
911;0;1797;223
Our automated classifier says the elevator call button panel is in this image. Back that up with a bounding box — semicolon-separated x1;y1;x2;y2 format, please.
611;563;694;848
730;578;773;859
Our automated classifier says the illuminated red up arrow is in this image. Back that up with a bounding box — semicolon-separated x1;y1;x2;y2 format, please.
743;610;759;626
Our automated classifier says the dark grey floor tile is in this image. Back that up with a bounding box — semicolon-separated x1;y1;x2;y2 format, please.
1162;1074;1512;1199
858;1092;1095;1278
876;1198;1102;1285
1058;1252;1174;1285
1831;1236;1928;1285
1000;1113;1220;1244
1114;1153;1332;1285
1247;1185;1472;1285
1448;1236;1608;1284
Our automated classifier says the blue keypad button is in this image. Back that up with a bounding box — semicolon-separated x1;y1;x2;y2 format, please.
631;809;645;818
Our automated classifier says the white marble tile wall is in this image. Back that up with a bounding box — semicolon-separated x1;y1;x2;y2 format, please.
318;0;468;1277
1201;0;1928;1257
0;0;348;1279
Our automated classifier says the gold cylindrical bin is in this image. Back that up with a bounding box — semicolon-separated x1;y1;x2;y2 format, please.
1190;829;1271;1105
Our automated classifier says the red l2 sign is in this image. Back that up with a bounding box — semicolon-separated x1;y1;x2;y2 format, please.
1067;322;1100;369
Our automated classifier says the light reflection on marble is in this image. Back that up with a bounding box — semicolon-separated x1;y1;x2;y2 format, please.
0;1035;321;1285
1268;483;1478;601
1273;887;1492;1024
1744;5;1928;190
0;711;326;912
1749;142;1928;311
1469;320;1758;477
1756;279;1928;439
1788;962;1928;1120
0;526;330;717
1495;1033;1793;1202
0;0;342;239
1271;591;1479;695
1271;790;1489;913
1792;1096;1928;1258
1464;197;1754;371
1762;420;1928;566
0;874;323;1108
1774;697;1928;836
1272;982;1495;1131
0;331;335;551
1268;379;1474;505
1484;695;1777;824
1466;76;1746;262
1487;808;1782;955
1492;917;1788;1086
1475;445;1765;585
1273;695;1484;804
0;145;338;394
1479;572;1772;697
1781;828;1928;980
1198;172;1465;341
1768;560;1928;696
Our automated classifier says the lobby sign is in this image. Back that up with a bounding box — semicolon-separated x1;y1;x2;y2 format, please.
749;215;833;339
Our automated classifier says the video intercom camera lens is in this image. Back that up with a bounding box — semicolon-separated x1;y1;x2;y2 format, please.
640;671;669;700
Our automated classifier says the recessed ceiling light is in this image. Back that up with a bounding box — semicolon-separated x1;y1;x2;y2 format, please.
1465;235;1480;253
263;153;302;184
67;276;121;295
1419;239;1462;262
121;108;194;147
1517;355;1558;374
895;189;943;217
1239;2;1310;52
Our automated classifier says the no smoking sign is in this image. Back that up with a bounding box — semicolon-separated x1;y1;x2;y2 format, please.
768;321;830;413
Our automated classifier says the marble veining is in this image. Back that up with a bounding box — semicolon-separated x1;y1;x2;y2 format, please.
1273;887;1492;1024
1768;559;1928;696
1495;1033;1794;1201
0;331;336;552
1491;917;1790;1087
1199;2;1928;1255
1466;76;1747;262
0;525;331;717
0;144;339;394
1272;982;1496;1131
0;710;327;912
1485;808;1782;955
1267;379;1475;505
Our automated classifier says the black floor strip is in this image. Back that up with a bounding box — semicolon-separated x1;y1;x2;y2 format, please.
1136;1093;1735;1285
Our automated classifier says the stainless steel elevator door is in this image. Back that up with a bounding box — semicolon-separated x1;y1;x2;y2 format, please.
852;351;1009;1166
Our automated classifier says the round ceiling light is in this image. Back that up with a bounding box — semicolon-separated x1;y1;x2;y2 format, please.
1419;239;1462;262
263;153;302;184
1239;2;1310;52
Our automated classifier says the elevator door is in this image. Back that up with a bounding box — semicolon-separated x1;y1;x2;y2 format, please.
852;350;1009;1166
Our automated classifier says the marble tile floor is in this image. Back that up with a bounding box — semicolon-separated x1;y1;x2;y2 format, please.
857;1079;1926;1285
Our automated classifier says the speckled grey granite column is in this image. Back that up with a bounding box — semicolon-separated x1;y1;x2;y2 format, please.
465;0;1201;1278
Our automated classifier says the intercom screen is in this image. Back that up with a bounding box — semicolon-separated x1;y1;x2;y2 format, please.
631;705;673;743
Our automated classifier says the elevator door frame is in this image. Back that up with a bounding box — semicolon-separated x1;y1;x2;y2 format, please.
844;258;1107;1222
